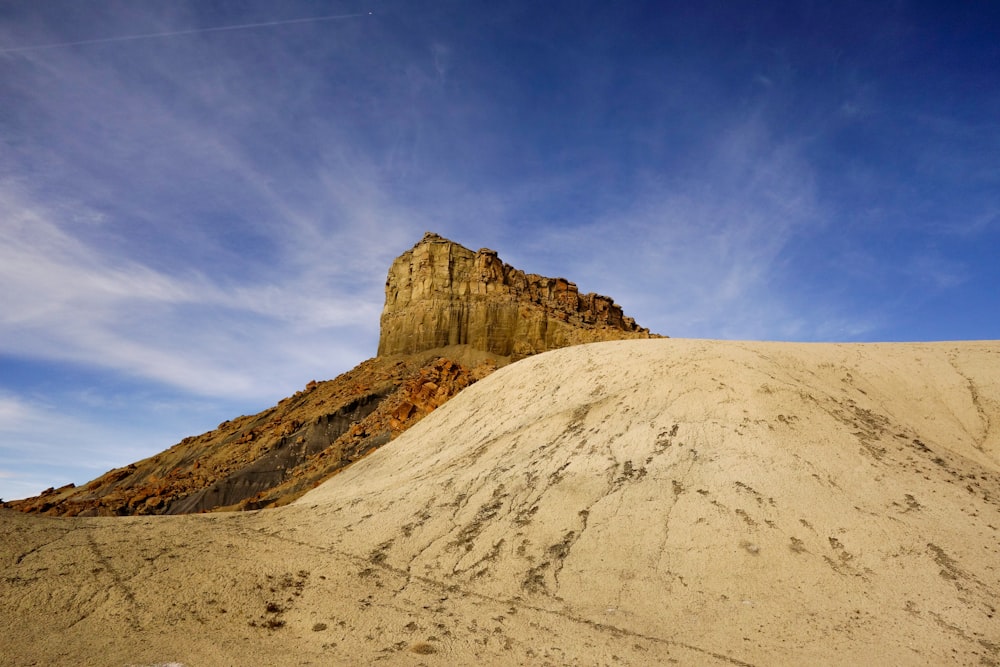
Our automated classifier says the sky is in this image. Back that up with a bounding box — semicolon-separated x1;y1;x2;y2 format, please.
1;1;999;501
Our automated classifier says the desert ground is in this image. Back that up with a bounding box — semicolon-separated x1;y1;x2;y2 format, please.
2;338;998;666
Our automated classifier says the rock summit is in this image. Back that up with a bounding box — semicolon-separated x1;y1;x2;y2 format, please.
9;232;659;516
378;232;656;358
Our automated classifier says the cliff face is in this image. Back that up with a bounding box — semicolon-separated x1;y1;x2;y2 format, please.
9;232;660;516
378;232;656;358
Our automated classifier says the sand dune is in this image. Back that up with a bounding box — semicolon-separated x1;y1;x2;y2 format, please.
3;339;998;666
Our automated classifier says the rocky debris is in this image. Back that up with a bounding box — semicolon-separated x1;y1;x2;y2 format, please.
9;354;460;516
234;357;496;510
378;232;659;358
10;233;660;516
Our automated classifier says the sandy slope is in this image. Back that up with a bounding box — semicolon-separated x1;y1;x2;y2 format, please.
2;339;999;666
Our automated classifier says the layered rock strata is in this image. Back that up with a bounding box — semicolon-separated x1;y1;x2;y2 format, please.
378;232;657;358
10;351;499;516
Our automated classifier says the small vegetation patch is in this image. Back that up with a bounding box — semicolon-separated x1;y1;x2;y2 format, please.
410;642;437;654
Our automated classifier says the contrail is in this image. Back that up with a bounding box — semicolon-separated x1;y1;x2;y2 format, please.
0;12;370;54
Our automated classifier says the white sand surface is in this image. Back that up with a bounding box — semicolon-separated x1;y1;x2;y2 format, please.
3;339;998;666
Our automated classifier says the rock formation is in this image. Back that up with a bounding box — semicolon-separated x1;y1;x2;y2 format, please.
9;350;502;517
378;232;656;358
8;232;659;516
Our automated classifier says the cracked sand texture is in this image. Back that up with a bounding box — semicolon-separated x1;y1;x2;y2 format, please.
2;339;999;665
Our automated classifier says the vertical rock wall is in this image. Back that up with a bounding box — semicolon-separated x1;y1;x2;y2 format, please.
377;232;659;358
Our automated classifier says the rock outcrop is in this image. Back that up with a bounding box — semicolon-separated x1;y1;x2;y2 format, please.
9;233;660;516
9;351;500;516
234;356;497;510
378;232;657;358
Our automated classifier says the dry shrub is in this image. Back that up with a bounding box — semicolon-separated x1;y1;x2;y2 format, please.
410;642;437;654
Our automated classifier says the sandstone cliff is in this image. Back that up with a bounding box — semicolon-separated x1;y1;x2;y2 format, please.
378;232;656;358
10;233;659;516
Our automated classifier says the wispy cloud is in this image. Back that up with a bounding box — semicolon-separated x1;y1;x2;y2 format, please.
0;11;368;54
503;116;842;341
0;389;231;499
0;178;390;398
0;12;429;401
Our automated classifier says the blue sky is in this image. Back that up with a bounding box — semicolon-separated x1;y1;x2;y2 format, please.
1;1;998;500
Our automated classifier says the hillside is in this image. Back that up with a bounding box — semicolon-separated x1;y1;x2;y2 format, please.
8;232;657;516
2;339;997;665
